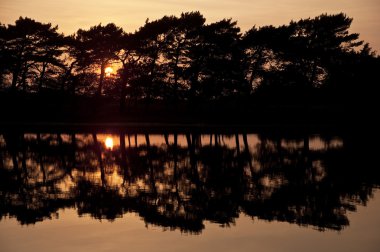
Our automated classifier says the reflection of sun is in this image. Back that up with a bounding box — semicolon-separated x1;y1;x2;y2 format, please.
105;137;114;149
105;67;113;77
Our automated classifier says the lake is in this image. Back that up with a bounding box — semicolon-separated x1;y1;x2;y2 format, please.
0;127;379;251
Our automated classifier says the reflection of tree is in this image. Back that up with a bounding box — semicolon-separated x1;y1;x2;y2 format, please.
0;131;378;233
73;180;124;220
0;133;72;224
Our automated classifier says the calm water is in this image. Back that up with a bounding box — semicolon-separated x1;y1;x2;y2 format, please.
0;130;379;251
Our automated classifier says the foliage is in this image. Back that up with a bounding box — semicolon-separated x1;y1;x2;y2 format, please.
0;13;378;105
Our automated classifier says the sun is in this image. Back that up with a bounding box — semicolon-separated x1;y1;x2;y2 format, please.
105;67;113;77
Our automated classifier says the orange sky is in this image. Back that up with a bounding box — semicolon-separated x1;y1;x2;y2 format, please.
1;0;379;52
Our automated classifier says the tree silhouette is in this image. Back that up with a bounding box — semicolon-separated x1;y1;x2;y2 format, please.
74;23;124;96
242;25;292;93
163;12;205;100
288;13;362;87
189;19;247;99
243;13;365;98
0;12;378;119
2;17;65;91
0;23;10;88
132;16;176;100
116;33;141;110
1;131;378;232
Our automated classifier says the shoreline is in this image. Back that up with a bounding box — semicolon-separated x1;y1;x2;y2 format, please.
0;121;359;135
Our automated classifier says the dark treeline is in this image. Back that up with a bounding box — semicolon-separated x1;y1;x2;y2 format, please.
0;12;379;116
0;131;379;233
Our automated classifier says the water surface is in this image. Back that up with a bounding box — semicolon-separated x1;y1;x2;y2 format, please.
0;130;379;251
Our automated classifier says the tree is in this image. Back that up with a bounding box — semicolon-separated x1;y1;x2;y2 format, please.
3;17;65;91
116;33;142;109
0;23;10;87
129;12;206;101
34;27;65;91
133;16;178;100
288;13;363;87
242;25;293;93
242;13;364;98
189;19;247;99
0;13;377;107
74;23;124;96
163;12;205;99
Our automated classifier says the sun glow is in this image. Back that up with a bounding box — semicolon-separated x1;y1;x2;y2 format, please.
105;67;113;77
105;137;114;150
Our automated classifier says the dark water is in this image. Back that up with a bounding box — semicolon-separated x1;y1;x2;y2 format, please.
0;130;379;251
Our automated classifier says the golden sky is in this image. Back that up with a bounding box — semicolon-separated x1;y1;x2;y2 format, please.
1;0;379;51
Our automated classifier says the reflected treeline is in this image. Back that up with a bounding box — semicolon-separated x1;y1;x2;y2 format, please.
0;131;379;233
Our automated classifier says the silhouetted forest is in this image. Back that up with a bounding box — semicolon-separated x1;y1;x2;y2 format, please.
0;130;378;233
0;12;379;123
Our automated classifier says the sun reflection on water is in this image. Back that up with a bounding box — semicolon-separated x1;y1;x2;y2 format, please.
105;137;114;150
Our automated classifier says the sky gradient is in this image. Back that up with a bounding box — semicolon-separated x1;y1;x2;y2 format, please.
1;0;379;52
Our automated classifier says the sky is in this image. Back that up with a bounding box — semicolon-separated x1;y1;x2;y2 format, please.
1;0;379;52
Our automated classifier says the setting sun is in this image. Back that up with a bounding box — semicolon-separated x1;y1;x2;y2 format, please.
105;137;114;149
105;67;113;77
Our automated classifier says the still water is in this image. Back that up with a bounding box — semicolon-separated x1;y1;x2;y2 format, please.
0;130;379;251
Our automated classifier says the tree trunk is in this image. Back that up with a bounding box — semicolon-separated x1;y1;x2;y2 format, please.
173;43;181;94
235;134;240;154
11;69;19;90
38;62;47;92
145;134;150;147
0;69;4;88
248;48;263;92
243;134;249;152
119;66;127;112
21;61;29;92
70;134;76;169
97;62;106;96
11;52;23;90
37;134;46;184
92;133;106;186
309;59;318;88
147;51;159;101
120;133;130;185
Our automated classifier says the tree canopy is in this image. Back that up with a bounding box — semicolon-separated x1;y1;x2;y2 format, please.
0;13;378;105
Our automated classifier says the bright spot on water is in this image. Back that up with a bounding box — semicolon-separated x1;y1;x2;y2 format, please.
105;137;114;150
105;67;113;77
